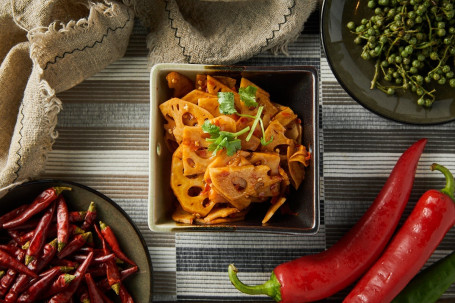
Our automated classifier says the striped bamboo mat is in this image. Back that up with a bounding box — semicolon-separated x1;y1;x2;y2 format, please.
45;10;455;302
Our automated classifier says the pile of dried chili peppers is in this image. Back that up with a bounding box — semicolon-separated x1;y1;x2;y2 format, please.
228;138;455;303
0;186;138;303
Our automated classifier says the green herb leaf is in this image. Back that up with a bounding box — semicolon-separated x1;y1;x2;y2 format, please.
217;92;236;115
225;139;242;156
202;120;220;137
205;127;250;156
239;85;258;107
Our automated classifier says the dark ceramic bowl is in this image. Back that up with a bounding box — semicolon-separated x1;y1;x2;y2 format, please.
322;0;455;125
149;63;320;234
0;180;152;303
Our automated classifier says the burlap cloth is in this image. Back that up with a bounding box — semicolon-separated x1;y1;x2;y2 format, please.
0;0;319;195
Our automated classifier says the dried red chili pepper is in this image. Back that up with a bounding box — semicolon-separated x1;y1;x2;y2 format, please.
99;221;136;266
40;273;76;299
0;249;25;297
85;273;105;303
16;266;64;303
68;211;87;223
2;187;71;229
57;232;91;259
228;138;427;302
119;284;135;303
77;285;90;303
56;195;69;252
0;205;28;229
25;201;56;265
48;251;93;303
95;223;121;294
344;163;455;303
4;239;57;303
97;266;138;291
51;258;79;268
81;202;97;231
72;253;116;265
6;230;24;246
0;248;37;279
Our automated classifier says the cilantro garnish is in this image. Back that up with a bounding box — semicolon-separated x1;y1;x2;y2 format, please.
202;120;220;136
217;92;236;115
239;85;258;107
208;85;273;151
202;120;250;156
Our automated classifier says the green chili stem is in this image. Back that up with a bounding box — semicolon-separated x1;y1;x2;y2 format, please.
431;163;455;201
54;187;72;196
228;264;282;302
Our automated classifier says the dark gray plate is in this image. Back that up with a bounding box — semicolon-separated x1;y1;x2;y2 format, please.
149;64;319;234
0;180;152;303
321;0;455;125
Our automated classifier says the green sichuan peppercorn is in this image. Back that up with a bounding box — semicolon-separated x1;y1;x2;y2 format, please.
347;0;455;107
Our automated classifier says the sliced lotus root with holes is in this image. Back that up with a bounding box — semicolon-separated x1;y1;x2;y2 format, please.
239;78;270;97
248;152;281;176
214;76;237;90
261;120;294;159
172;203;196;224
207;75;236;94
160;98;213;143
181;90;216;104
203;150;251;183
287;144;310;189
273;106;298;127
182;126;214;176
278;167;291;197
285;120;302;143
171;147;215;217
235;117;261;151
166;72;194;98
202;207;239;223
195;74;207;91
164;130;179;153
239;77;278;120
198;97;221;117
262;197;287;224
208;165;282;210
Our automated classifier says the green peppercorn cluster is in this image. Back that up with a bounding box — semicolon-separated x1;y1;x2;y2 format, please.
347;0;455;107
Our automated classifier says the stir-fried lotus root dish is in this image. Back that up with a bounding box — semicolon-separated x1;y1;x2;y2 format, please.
160;72;311;225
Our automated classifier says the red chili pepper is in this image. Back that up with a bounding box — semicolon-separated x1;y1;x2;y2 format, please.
95;223;121;294
119;284;135;303
0;249;25;297
85;273;105;303
72;253;116;265
41;273;76;299
56;195;69;253
68;211;87;223
77;285;90;303
99;221;136;266
97;266;138;291
81;202;97;231
6;230;24;246
48;251;93;303
25;201;56;265
228;138;427;302
16;266;64;303
4;239;57;303
0;248;37;279
0;245;21;257
2;187;71;229
87;263;107;277
57;232;91;259
0;205;28;228
344;163;455;303
51;259;79;268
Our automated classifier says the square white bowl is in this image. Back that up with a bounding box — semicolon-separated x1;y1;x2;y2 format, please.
148;63;319;234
